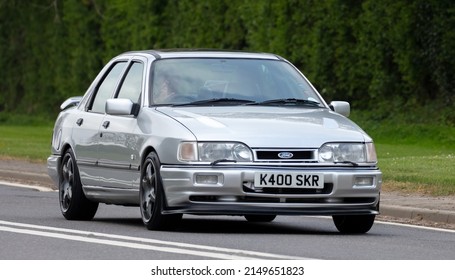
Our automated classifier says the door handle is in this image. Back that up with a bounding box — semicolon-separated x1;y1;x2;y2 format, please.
102;120;110;129
76;118;83;126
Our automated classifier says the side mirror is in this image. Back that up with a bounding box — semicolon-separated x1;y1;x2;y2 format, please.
105;98;138;116
329;101;350;117
60;96;82;110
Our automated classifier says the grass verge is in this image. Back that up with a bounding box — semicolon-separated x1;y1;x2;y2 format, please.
0;117;454;196
0;125;53;162
351;110;455;196
377;144;454;196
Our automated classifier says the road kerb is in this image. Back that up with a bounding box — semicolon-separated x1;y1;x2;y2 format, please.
381;205;455;224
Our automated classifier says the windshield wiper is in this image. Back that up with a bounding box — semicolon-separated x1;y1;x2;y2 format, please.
248;98;321;107
172;98;256;107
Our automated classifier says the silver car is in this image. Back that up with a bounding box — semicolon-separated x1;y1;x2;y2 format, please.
48;50;382;233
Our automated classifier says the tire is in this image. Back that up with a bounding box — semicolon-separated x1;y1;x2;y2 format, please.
244;215;276;223
140;151;182;230
59;148;98;220
332;214;375;234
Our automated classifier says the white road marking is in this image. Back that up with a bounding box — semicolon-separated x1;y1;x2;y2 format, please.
376;220;455;233
0;180;55;192
0;220;308;260
316;215;455;233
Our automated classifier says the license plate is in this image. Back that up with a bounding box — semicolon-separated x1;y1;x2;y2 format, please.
254;172;324;188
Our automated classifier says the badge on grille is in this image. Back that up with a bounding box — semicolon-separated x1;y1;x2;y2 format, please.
278;152;294;159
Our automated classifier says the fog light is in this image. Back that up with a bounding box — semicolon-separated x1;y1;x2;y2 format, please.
354;176;374;187
196;174;219;184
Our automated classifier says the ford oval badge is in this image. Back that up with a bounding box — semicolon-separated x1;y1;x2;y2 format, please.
278;152;294;159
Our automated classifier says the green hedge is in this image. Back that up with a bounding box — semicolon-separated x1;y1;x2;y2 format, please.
0;0;453;124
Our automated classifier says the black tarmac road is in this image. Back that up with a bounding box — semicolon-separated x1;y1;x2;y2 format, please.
1;183;454;260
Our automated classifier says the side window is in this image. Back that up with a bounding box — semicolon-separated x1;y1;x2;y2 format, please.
117;62;143;103
90;62;127;113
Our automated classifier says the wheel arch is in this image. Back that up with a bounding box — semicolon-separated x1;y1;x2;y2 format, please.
140;146;158;173
57;143;76;172
139;146;176;210
57;143;74;179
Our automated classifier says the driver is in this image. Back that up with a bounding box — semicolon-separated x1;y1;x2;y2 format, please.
154;74;177;103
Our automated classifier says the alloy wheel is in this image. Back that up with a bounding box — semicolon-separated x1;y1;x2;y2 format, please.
60;154;74;212
141;159;157;222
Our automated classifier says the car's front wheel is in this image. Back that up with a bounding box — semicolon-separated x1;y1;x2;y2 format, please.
59;148;98;220
332;214;375;234
140;151;182;230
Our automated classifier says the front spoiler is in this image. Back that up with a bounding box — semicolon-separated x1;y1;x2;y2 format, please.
162;201;380;216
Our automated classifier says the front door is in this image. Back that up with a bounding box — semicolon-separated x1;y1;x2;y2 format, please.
96;60;145;189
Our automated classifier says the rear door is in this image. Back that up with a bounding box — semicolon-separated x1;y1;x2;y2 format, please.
73;60;128;186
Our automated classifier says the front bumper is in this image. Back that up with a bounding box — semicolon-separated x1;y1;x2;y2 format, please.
160;165;382;216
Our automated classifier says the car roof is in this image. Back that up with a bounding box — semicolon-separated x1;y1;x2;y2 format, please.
121;49;283;60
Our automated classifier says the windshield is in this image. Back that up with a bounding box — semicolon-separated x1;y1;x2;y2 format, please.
150;58;324;106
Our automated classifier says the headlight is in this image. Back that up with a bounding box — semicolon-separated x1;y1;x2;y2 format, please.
318;143;377;164
178;142;253;163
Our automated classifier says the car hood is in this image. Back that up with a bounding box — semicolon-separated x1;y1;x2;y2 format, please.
156;106;370;148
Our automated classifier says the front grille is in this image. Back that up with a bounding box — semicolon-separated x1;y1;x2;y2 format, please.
254;149;317;162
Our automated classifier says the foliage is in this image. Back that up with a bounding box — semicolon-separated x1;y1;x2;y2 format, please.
0;0;453;124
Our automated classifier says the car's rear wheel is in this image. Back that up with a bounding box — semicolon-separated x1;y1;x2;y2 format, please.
244;215;276;222
140;151;182;230
59;148;98;220
332;214;375;234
